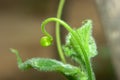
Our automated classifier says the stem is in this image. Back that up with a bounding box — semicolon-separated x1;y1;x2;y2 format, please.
56;0;66;63
83;50;94;80
41;18;73;35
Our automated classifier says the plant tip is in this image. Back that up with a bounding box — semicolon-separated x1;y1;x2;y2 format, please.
10;48;18;54
40;36;53;47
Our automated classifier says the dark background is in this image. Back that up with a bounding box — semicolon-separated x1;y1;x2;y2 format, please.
0;0;116;80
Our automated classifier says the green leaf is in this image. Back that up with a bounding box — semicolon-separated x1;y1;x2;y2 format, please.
63;19;97;62
24;58;88;80
10;48;80;76
76;20;97;58
20;58;80;76
63;19;97;80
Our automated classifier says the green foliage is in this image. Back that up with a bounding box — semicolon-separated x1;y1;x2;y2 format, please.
10;19;97;80
10;48;87;80
63;20;97;63
10;0;98;80
62;19;97;80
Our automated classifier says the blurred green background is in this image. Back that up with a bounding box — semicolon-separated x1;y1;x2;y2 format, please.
0;0;117;80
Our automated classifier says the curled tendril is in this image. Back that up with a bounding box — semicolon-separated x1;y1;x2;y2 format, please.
39;17;73;63
40;18;73;47
40;36;53;47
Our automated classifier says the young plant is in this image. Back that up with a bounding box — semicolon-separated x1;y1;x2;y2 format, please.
10;0;97;80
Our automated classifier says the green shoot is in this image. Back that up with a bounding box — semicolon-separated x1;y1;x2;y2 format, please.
10;0;98;80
